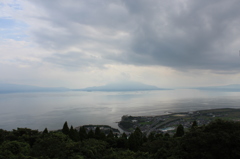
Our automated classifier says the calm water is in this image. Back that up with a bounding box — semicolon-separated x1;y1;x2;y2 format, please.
0;89;240;131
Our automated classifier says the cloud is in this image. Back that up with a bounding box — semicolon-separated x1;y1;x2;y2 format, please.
115;0;240;72
5;0;240;74
44;51;114;70
25;0;131;50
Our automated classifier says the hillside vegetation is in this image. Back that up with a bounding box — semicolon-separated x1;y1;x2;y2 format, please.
0;119;240;158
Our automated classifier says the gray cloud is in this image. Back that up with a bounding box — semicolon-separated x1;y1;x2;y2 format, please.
44;52;113;70
116;0;240;72
28;0;240;73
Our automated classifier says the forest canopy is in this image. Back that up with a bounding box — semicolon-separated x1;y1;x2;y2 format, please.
0;119;239;158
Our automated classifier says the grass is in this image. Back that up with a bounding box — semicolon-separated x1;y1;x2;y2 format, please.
139;121;153;126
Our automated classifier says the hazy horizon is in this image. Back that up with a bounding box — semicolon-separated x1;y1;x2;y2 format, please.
0;89;239;131
1;81;240;93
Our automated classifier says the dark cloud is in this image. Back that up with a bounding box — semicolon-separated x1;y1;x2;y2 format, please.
116;0;240;72
28;0;240;73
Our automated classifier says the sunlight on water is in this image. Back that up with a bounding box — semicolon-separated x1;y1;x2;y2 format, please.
0;89;240;131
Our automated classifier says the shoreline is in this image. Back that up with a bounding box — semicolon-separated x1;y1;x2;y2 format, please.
118;108;240;133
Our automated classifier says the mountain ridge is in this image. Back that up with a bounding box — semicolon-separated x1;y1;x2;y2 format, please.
74;81;170;92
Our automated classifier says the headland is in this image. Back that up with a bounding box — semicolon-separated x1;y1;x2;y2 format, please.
118;108;240;134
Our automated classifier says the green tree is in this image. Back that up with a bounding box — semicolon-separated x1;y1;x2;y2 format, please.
107;130;114;138
148;132;155;141
94;127;101;139
176;119;240;159
80;139;108;158
128;127;143;151
0;129;9;144
155;133;163;139
142;134;148;143
122;132;127;140
164;133;170;137
0;141;31;158
116;132;128;148
191;120;198;129
42;128;48;134
62;121;69;135
174;124;184;137
100;131;106;140
32;132;79;158
11;128;39;147
69;125;79;141
88;129;95;138
79;127;87;141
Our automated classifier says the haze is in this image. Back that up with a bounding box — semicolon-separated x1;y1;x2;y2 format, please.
1;0;240;89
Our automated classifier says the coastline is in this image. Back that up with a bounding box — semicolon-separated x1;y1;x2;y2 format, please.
118;108;240;133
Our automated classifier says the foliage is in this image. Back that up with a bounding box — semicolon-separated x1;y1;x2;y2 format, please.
79;126;87;141
191;120;198;129
177;119;240;159
128;127;143;151
42;128;48;134
0;119;240;158
80;139;108;158
0;140;31;158
69;125;79;141
62;121;70;135
174;124;184;137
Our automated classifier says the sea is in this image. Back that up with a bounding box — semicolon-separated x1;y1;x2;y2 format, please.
0;89;240;131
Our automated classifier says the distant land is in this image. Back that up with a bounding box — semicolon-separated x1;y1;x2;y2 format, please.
0;81;169;93
0;83;69;94
74;81;170;92
1;82;240;93
192;84;240;92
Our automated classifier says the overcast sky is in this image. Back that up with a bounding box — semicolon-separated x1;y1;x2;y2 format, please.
1;0;240;88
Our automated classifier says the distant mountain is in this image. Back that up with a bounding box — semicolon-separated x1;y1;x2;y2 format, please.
74;81;170;92
193;84;240;92
0;83;70;94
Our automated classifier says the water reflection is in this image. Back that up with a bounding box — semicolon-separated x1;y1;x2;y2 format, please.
0;89;239;131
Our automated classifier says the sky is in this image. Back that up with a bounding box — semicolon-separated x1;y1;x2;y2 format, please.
0;0;240;89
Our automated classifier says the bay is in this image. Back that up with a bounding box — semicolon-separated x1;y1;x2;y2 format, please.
0;89;240;131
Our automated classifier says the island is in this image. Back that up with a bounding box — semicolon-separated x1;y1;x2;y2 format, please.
73;81;170;92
